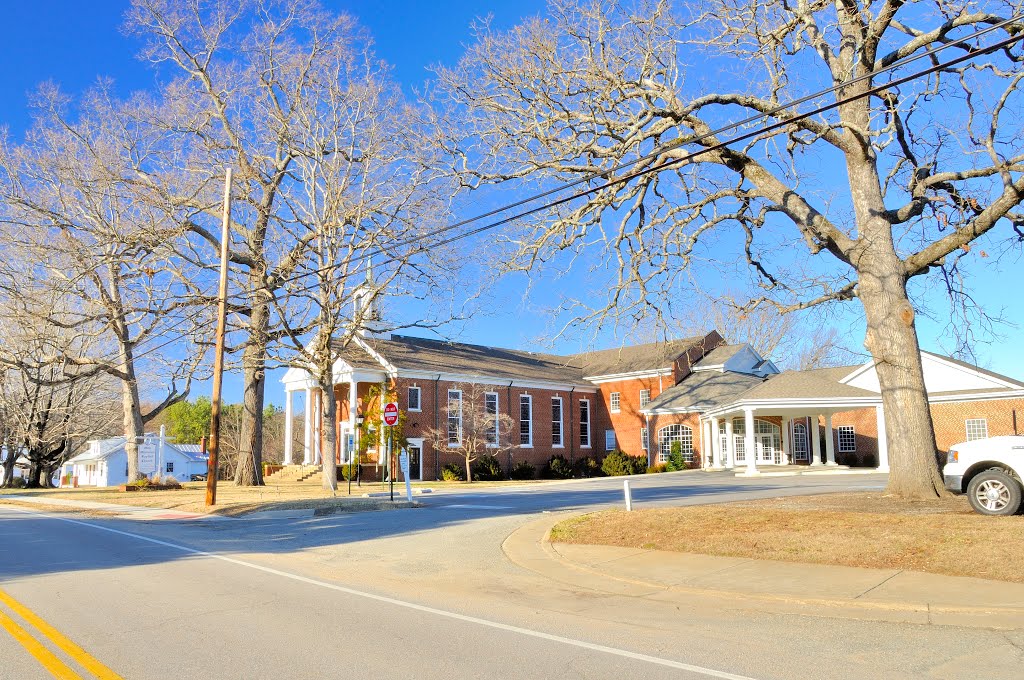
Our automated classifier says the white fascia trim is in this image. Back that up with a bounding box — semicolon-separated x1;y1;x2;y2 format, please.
921;352;1022;390
927;389;1024;403
353;336;398;376
705;396;884;417
397;370;597;393
641;406;706;416
838;360;876;385
584;368;673;383
691;365;725;373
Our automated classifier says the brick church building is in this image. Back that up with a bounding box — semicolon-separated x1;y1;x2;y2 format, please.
281;326;1024;480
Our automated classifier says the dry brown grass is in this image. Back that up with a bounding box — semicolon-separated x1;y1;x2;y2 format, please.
0;481;412;516
550;493;1024;583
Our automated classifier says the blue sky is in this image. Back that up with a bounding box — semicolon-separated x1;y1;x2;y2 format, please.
2;1;1022;409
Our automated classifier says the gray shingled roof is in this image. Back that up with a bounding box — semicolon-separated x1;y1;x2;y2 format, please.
354;335;585;384
332;333;716;385
574;334;712;376
692;343;747;368
731;366;876;401
644;371;767;413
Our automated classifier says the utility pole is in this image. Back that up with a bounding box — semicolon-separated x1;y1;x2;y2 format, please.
206;167;232;506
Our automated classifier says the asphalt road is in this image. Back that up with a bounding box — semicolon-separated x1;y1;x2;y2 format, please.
2;471;1022;679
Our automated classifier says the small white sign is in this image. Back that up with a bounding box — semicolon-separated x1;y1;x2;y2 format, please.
399;451;410;475
138;444;157;474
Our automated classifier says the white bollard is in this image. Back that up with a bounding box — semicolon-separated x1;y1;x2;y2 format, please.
623;479;633;512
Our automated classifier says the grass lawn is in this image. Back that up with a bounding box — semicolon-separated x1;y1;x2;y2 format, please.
549;493;1024;583
0;477;544;517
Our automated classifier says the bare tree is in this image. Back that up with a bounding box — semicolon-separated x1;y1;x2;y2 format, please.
0;86;207;481
424;382;518;482
435;0;1024;498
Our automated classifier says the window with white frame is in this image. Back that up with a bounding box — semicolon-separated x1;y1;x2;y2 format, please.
551;397;563;447
605;429;616;451
447;389;462;446
579;399;591;447
610;392;621;413
519;395;533;446
658;424;693;463
641;427;649;452
792;422;809;461
639;389;651;407
407;386;421;412
837;425;856;452
965;418;989;441
485;392;499;446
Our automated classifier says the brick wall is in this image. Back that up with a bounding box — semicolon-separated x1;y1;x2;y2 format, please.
929;398;1024;451
592;375;671;459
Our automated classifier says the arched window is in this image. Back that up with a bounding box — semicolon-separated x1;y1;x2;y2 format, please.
658;424;693;463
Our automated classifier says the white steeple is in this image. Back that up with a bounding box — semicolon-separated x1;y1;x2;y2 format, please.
353;259;386;338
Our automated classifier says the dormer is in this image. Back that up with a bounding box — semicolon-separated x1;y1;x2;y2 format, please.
691;343;779;378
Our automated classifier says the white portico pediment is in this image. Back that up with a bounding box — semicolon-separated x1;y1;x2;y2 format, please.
839;351;1023;395
281;358;386;392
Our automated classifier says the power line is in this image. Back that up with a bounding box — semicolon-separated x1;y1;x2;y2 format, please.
67;19;1024;371
262;22;1024;302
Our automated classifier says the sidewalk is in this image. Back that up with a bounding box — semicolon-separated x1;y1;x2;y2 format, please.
2;495;219;520
502;512;1024;630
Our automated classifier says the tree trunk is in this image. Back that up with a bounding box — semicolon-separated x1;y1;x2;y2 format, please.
858;260;944;498
235;295;268;486
122;367;146;482
321;380;338;493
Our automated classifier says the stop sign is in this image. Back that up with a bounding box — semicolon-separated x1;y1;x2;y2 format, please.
382;402;399;426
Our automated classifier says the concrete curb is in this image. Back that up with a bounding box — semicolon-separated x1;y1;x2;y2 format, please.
501;513;1024;630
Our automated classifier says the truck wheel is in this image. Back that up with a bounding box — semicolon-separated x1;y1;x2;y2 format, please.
966;470;1023;516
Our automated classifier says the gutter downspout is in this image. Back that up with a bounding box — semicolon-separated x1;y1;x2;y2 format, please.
645;413;651;468
507;381;514;471
434;374;441;480
568;387;576;464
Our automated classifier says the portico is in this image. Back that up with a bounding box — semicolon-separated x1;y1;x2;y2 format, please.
281;359;386;467
701;398;888;475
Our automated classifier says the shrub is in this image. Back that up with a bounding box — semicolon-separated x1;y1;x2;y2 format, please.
542;454;573;479
4;477;28;489
647;463;668;474
128;476;151;488
441;463;466;481
472;454;504;481
666;441;686;471
861;454;877;468
509;460;536;480
573;456;604;478
158;475;183;489
601;450;646;476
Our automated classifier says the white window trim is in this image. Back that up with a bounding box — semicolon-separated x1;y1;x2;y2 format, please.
519;394;533;448
965;418;989;441
447;389;463;448
407;386;422;413
484;392;499;448
580;399;591;449
837;425;856;453
641;427;649;453
604;429;616;451
639;389;651;408
610;392;621;414
551;396;564;448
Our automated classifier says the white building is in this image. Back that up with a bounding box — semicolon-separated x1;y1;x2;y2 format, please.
61;434;208;487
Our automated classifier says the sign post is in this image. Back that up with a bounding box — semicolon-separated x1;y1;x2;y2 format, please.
382;402;399;501
399;449;412;502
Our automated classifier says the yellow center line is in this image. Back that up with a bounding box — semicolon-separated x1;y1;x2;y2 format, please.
0;587;124;680
0;607;83;680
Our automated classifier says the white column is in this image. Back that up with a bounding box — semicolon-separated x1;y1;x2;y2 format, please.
283;389;294;465
875;405;890;472
348;379;358;465
313;390;322;465
810;414;823;466
781;417;791;465
710;417;720;468
699;419;707;469
303;387;312;464
825;413;837;465
744;409;758;475
724;417;734;468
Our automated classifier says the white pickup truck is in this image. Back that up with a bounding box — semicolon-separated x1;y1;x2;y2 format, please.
944;436;1024;515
